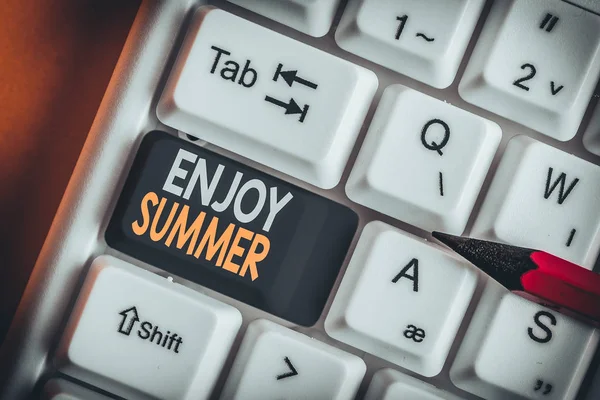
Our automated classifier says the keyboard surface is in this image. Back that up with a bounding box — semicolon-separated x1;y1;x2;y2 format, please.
2;0;600;399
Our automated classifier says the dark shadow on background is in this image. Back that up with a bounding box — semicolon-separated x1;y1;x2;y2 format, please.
0;0;140;345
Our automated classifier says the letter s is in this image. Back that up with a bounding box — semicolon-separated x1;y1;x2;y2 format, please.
132;192;159;236
137;321;152;340
527;311;556;344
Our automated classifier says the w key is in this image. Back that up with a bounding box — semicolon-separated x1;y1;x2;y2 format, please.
106;131;357;326
472;136;600;268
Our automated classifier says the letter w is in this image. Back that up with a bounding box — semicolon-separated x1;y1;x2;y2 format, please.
544;167;579;205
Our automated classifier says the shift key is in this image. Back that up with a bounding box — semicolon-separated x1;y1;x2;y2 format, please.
106;131;358;326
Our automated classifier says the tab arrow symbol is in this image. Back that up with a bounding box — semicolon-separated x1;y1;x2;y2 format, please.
264;95;309;123
274;63;318;90
276;356;299;380
280;70;318;90
118;306;140;336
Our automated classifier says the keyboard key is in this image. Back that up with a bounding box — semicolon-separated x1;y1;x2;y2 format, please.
43;379;111;400
583;102;600;156
365;369;463;400
221;319;366;399
569;0;600;14
471;135;600;268
336;0;486;88
157;7;377;189
106;131;357;326
324;221;477;377
346;85;501;234
227;0;341;37
459;0;600;141
54;256;241;400
450;282;598;400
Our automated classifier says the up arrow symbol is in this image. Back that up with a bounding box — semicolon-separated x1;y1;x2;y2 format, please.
118;306;140;336
276;356;299;380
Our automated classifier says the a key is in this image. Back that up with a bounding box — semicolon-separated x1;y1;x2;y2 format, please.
336;0;486;88
346;85;501;234
365;369;464;400
105;131;358;326
43;379;111;400
459;0;600;141
227;0;341;37
54;256;242;400
583;102;600;156
471;135;600;268
157;7;377;189
450;281;599;400
324;221;477;377
221;319;365;400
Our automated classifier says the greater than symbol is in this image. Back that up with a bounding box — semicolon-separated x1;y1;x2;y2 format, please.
566;229;576;247
276;356;298;380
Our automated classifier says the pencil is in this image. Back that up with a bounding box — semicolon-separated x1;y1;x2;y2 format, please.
431;232;600;323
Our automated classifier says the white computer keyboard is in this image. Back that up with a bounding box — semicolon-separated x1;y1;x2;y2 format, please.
1;0;600;399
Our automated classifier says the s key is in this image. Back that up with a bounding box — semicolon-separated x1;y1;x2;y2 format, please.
451;282;598;399
106;131;358;326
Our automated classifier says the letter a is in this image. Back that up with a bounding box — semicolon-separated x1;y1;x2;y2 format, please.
392;258;419;292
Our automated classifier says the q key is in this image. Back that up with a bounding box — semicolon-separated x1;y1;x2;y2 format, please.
346;85;500;234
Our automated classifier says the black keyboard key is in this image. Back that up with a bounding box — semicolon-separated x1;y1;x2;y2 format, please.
106;131;358;326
